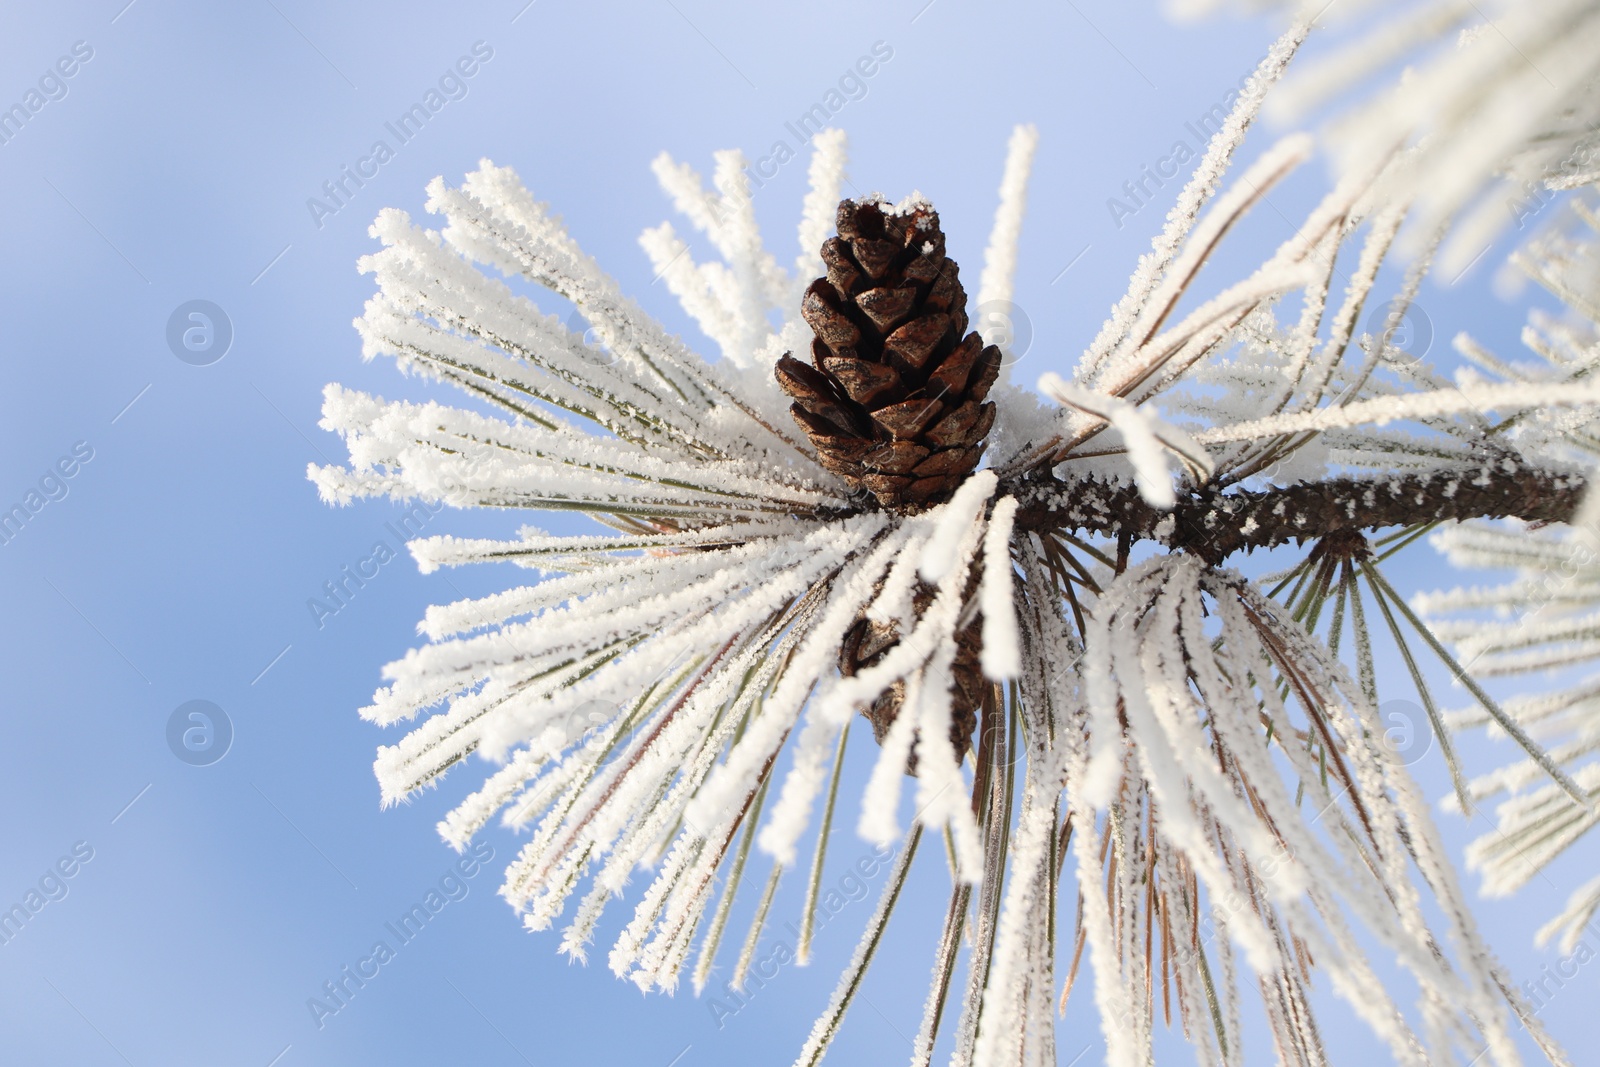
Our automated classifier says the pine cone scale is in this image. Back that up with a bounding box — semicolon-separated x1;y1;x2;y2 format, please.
856;286;918;331
871;398;943;439
800;285;861;351
846;238;896;279
822;356;901;406
883;315;948;372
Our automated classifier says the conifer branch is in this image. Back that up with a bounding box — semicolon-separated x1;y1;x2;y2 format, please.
1012;464;1587;563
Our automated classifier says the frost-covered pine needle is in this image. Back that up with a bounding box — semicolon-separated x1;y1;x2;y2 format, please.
312;17;1600;1063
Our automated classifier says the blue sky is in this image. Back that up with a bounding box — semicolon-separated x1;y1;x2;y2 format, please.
0;2;1594;1065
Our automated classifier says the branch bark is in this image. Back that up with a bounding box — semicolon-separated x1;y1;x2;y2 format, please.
1011;464;1587;563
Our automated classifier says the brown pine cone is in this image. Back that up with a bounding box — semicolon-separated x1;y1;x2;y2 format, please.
776;197;1002;511
840;589;989;766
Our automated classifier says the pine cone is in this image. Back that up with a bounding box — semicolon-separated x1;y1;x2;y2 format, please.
840;586;989;766
777;197;1002;511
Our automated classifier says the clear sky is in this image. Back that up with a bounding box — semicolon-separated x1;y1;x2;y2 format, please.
0;2;1593;1065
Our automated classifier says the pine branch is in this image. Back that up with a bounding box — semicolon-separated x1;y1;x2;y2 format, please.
1010;463;1587;563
